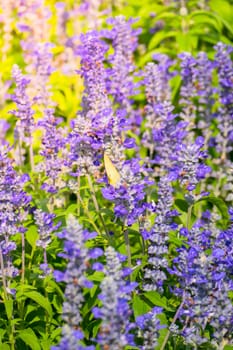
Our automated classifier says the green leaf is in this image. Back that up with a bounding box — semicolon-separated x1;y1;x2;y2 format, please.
4;299;13;320
175;199;189;212
17;328;41;350
0;345;10;350
148;31;177;50
50;327;62;341
24;291;53;318
26;225;39;249
143;292;174;311
195;196;230;228
133;295;151;317
40;339;51;350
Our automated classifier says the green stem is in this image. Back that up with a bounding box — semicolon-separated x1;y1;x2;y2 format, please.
76;192;102;236
77;176;81;217
86;174;110;239
29;140;34;172
0;250;15;349
160;300;185;350
123;227;131;269
0;249;8;300
21;233;25;285
187;205;193;230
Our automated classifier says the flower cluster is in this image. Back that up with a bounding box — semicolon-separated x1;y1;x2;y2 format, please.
93;246;137;349
53;215;98;349
169;209;233;348
0;145;30;292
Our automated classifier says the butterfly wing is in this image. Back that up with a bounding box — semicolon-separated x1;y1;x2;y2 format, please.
104;153;121;187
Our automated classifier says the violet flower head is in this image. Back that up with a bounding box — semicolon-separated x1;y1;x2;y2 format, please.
38;108;66;194
34;208;60;276
136;307;164;350
93;246;136;349
55;2;69;44
35;209;60;249
214;43;233;163
142;58;185;171
10;64;35;144
69;30;114;175
102;158;149;226
52;324;95;350
0;120;10;145
143;175;174;292
179;51;215;144
170;218;233;347
171;136;211;193
0;145;30;289
105;16;140;108
54;215;93;333
32;42;55;106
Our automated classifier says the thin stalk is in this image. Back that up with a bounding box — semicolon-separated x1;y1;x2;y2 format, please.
76;192;102;236
86;174;109;239
0;250;15;350
29;139;34;172
187;205;193;230
77;176;81;217
18;138;24;171
160;300;185;350
21;232;25;285
123;227;131;268
0;249;8;300
44;279;51;337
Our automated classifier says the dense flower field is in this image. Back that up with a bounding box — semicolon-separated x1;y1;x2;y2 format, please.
0;0;233;349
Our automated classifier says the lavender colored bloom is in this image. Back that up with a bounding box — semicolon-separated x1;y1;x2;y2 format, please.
102;158;149;226
178;52;213;142
37;108;67;194
93;246;136;349
51;325;95;350
55;2;69;45
170;217;233;347
136;307;164;350
35;209;60;249
171;137;211;193
0;145;30;292
104;16;140;109
68;30;114;176
142;59;185;171
31;42;55;106
54;215;96;349
10;64;35;144
143;176;174;292
211;43;233;199
0;120;10;145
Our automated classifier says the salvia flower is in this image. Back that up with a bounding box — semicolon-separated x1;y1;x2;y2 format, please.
37;108;67;194
142;59;185;172
102;158;149;226
136;307;164;350
105;16;140;109
170;220;233;347
11;64;35;145
0;145;30;292
212;43;233;199
51;324;95;350
69;30;114;176
31;42;55;106
93;246;137;349
179;51;214;142
171;136;211;193
143;176;174;292
54;215;98;348
34;209;60;275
